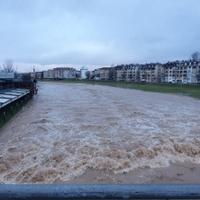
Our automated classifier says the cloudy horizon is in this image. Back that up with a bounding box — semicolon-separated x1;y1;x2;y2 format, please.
0;0;200;71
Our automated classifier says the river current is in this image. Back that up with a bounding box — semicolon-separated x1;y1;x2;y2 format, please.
0;82;200;183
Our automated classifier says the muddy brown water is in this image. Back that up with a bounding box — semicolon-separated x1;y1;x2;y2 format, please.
0;82;200;183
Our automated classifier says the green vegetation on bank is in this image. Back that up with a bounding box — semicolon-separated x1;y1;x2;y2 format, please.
43;79;200;99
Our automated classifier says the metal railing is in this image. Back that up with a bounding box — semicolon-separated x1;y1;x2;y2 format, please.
0;184;200;200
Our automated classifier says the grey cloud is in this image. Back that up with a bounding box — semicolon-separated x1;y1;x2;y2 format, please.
0;0;200;71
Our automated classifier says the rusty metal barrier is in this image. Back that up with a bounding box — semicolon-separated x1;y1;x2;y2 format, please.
0;184;200;200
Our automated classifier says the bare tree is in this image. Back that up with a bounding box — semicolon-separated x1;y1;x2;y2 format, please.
2;60;16;73
191;51;200;61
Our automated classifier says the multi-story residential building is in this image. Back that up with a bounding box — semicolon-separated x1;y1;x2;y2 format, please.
88;70;93;80
163;60;200;84
112;60;200;84
54;68;64;79
99;67;111;80
89;67;114;80
115;64;140;82
43;67;77;79
124;64;140;82
185;61;200;83
90;69;100;80
35;59;200;84
139;63;162;83
43;69;54;79
115;63;161;83
63;68;77;79
115;65;126;81
162;62;177;83
35;71;43;80
43;70;48;79
108;67;117;81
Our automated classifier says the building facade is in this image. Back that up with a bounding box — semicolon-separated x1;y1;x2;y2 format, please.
99;67;111;80
43;69;54;79
33;59;200;84
162;60;200;84
42;67;77;79
80;67;88;79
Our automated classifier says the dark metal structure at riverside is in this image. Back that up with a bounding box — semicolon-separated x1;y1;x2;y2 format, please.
0;89;30;109
0;184;200;200
0;74;36;127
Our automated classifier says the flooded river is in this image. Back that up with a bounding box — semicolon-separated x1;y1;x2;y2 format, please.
0;82;200;183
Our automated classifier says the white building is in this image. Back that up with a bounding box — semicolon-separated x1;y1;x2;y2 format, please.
80;67;88;79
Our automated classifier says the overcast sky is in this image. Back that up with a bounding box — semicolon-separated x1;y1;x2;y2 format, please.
0;0;200;71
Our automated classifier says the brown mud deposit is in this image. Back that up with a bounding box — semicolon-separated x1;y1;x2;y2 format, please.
0;82;200;183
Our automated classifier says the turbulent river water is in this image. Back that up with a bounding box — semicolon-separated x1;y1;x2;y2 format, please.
0;82;200;183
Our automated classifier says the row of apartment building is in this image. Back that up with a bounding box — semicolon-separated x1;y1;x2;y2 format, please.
32;67;84;80
32;60;200;84
90;60;200;84
44;67;78;79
